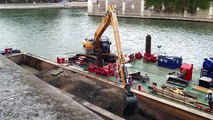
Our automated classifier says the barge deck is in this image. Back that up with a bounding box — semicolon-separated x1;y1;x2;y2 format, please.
4;53;213;120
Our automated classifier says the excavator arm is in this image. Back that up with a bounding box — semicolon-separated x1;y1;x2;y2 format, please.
109;5;128;88
94;11;111;51
94;4;137;115
94;5;129;87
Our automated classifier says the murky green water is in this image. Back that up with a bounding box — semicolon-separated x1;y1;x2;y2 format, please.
0;9;213;69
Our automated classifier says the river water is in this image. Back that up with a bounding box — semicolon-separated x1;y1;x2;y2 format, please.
0;9;213;69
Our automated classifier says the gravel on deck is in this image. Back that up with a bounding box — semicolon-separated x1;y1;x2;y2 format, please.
0;55;103;120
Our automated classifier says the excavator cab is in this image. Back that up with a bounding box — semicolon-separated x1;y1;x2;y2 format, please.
98;36;111;53
83;36;111;55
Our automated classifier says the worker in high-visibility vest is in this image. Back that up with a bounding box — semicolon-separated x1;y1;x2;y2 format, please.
205;90;213;109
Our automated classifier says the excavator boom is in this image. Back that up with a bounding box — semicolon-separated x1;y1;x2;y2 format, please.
94;11;111;51
85;4;137;115
105;4;137;115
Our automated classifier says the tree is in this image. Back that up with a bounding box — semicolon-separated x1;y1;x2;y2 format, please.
145;0;213;14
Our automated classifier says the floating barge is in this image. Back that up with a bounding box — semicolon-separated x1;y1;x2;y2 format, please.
3;52;212;120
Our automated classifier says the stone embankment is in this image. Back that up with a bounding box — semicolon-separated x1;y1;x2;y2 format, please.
88;0;213;23
0;2;87;9
0;54;102;120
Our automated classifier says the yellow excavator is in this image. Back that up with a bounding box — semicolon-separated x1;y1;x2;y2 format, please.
83;4;137;115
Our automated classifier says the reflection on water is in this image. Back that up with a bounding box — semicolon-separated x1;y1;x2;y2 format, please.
0;9;213;69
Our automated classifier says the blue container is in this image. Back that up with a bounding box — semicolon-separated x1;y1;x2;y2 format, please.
158;55;182;69
201;69;213;79
203;58;213;71
209;71;213;79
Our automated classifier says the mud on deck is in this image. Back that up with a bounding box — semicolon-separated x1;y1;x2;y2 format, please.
36;68;152;120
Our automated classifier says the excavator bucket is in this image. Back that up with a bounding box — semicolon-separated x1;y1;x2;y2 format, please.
122;91;137;115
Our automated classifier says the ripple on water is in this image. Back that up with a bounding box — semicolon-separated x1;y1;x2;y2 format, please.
0;9;213;69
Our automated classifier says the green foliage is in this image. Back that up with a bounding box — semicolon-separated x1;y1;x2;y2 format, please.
145;0;213;14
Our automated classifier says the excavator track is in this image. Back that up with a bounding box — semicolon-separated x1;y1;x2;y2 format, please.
76;53;117;64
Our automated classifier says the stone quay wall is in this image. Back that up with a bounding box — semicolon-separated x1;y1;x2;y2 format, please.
88;0;213;22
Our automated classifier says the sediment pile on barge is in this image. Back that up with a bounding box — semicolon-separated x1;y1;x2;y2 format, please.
36;68;153;120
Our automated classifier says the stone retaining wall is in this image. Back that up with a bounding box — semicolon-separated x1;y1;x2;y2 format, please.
0;2;87;9
88;0;213;22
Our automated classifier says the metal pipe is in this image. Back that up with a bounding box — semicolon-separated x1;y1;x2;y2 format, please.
145;35;151;54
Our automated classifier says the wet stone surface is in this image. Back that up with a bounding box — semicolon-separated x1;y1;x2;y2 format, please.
0;55;103;120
